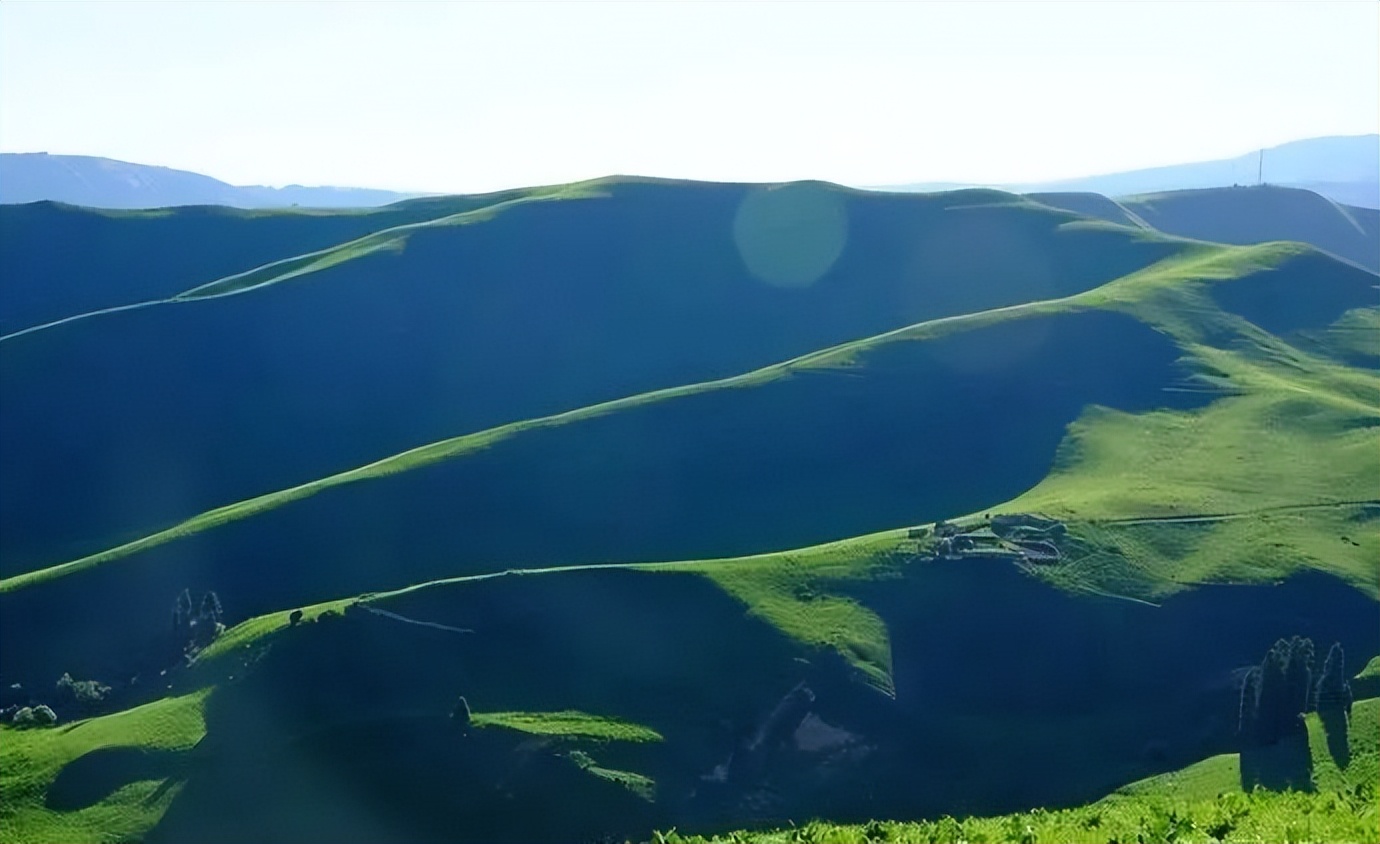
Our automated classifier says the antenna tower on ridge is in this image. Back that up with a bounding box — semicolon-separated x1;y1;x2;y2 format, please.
1257;149;1264;186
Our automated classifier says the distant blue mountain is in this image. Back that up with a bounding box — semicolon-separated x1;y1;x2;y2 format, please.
0;153;419;209
881;135;1380;209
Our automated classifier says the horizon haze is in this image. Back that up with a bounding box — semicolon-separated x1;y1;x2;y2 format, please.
2;133;1377;210
1;1;1376;193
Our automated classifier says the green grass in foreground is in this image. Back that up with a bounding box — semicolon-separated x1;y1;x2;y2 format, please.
0;690;209;844
654;789;1377;844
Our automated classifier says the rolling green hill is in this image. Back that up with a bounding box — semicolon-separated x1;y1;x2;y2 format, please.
1;178;1377;843
0;180;1184;575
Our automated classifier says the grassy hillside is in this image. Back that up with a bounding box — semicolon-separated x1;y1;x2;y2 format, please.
1033;185;1380;272
3;548;1374;843
0;180;1184;574
2;179;1378;843
0;293;1205;681
4;238;1377;682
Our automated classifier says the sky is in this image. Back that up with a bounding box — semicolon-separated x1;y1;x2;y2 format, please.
1;1;1376;193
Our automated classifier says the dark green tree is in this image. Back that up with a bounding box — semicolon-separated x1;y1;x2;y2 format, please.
1242;636;1315;746
55;673;110;709
1314;642;1354;768
1281;636;1315;716
199;591;223;624
451;695;472;729
172;588;193;633
1314;642;1353;715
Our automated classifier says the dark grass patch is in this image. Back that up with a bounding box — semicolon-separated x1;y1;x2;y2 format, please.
45;746;186;811
839;564;1379;820
1207;251;1379;338
149;722;660;844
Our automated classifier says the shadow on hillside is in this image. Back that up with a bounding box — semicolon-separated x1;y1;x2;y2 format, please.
855;565;1375;816
1319;708;1351;770
1240;733;1313;793
144;568;810;843
1209;250;1380;337
0;305;1219;693
112;566;1378;842
45;746;186;811
148;723;660;844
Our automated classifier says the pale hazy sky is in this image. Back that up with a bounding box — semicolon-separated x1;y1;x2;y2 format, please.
1;1;1376;193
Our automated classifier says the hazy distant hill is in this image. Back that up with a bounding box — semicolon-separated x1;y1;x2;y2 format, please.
0;153;417;209
1030;184;1380;272
884;135;1380;209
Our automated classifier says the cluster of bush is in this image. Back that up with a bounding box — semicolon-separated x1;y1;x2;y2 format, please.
9;704;58;728
1239;636;1352;746
56;672;110;708
1;670;115;728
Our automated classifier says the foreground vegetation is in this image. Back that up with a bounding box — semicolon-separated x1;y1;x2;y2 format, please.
655;788;1377;844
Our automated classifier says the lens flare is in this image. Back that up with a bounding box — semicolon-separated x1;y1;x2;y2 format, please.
733;183;848;288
